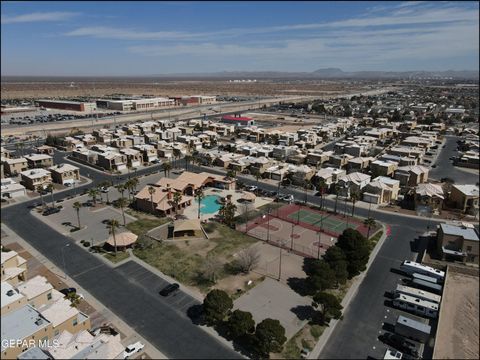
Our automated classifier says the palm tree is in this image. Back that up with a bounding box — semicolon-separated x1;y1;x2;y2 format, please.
130;177;139;193
87;188;99;205
36;185;46;211
363;217;376;241
172;191;183;215
226;169;237;180
116;197;128;225
115;184;125;199
252;169;261;193
318;179;328;210
350;193;359;217
163;161;172;177
195;188;205;219
148;186;156;213
173;148;181;168
72;201;82;229
107;219;120;257
100;181;112;204
220;202;237;228
303;179;311;204
124;180;134;201
334;183;342;214
46;183;55;208
184;154;192;171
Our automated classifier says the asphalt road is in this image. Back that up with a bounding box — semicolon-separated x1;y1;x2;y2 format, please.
2;150;443;359
1;154;241;359
187;164;438;359
429;135;479;184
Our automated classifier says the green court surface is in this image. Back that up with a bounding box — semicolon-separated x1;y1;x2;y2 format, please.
287;209;359;232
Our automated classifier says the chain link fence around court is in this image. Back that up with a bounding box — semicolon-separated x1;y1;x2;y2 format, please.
248;203;370;238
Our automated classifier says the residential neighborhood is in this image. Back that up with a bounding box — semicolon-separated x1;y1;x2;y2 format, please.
1;2;479;360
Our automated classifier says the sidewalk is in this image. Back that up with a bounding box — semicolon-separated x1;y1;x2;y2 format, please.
0;224;167;360
308;223;389;359
127;251;246;358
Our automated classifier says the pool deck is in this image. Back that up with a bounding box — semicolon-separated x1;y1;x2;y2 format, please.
182;187;274;221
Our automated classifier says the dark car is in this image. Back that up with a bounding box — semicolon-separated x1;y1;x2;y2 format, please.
159;283;180;297
42;207;60;216
380;333;418;357
60;287;77;296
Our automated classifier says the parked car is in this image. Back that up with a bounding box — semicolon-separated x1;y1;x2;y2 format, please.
123;342;145;359
380;333;419;357
159;283;180;297
100;187;109;193
246;185;258;193
60;287;77;296
42;207;60;216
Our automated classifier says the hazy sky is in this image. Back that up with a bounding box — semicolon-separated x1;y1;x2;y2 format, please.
1;1;479;76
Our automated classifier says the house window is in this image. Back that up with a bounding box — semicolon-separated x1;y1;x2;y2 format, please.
73;318;78;326
55;329;59;336
47;292;52;300
466;246;472;252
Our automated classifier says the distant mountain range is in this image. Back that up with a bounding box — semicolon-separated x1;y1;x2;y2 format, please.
150;68;479;80
3;68;478;81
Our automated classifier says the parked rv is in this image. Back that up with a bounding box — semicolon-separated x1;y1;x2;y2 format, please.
395;315;431;343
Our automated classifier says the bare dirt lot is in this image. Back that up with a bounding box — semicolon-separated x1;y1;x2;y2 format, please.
434;270;479;359
1;78;367;100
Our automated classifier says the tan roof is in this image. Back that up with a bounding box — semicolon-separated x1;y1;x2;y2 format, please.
242;191;256;201
174;219;202;232
39;290;81;327
106;231;138;247
416;183;444;199
17;275;53;301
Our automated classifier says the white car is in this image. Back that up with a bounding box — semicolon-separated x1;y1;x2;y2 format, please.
123;342;145;359
246;185;258;192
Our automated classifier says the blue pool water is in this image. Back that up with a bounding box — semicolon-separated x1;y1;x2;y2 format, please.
200;195;222;214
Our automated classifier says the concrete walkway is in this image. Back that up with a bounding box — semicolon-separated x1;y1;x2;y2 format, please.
308;224;389;359
1;224;167;360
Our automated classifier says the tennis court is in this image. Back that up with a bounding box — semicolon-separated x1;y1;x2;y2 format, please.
287;209;361;234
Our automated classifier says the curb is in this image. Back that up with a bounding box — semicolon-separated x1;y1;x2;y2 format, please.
308;223;389;359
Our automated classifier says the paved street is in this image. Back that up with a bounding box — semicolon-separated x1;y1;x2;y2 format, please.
2;148;450;359
429;135;479;184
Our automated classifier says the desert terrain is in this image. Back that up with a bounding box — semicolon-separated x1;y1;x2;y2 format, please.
434;270;479;359
1;78;371;100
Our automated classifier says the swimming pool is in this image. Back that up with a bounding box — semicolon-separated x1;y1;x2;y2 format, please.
200;195;222;214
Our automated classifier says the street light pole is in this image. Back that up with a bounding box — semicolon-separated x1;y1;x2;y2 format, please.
61;244;70;279
266;207;271;242
290;223;295;251
278;242;283;281
317;231;321;259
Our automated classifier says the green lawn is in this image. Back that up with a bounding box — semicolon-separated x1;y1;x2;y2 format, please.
126;218;170;236
103;251;130;264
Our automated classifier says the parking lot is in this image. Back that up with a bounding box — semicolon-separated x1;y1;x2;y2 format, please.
367;265;438;359
32;193;136;245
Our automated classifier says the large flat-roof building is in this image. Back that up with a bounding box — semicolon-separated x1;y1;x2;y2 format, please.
35;100;97;112
221;115;255;126
437;223;479;264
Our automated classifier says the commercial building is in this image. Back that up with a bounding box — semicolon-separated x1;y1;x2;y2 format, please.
98;97;175;111
35;100;97;112
437;223;479;264
221;115;255;126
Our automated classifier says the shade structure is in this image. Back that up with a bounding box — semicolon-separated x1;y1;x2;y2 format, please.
174;219;202;232
106;231;138;247
242;191;256;201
